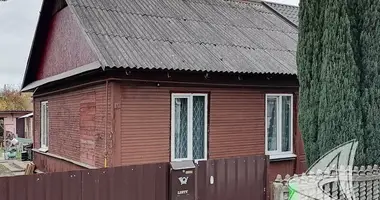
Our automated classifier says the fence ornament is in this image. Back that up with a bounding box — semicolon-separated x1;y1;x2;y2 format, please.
273;140;365;200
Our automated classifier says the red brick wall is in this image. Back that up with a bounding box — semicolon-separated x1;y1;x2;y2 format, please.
36;6;97;80
33;83;112;171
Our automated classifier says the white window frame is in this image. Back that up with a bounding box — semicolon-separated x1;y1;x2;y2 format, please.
265;94;295;159
171;93;208;162
40;101;49;151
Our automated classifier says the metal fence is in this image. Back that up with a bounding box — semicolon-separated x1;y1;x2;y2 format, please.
0;155;268;200
272;165;380;200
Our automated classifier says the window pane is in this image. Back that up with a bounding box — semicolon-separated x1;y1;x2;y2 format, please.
43;106;45;146
282;96;291;152
192;96;205;160
41;103;45;146
267;97;277;151
46;104;49;147
174;98;188;159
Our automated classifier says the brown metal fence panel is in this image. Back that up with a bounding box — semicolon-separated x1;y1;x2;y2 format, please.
0;177;8;200
0;156;266;200
197;155;268;200
80;162;169;200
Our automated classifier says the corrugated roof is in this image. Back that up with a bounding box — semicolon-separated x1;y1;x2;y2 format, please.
67;0;298;75
263;1;299;26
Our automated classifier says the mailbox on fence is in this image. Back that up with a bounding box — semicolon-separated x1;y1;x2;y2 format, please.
170;160;196;200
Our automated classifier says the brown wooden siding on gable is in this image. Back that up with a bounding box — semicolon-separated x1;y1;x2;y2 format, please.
36;7;97;80
33;83;111;171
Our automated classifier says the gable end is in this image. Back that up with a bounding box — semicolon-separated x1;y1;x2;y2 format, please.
21;0;99;91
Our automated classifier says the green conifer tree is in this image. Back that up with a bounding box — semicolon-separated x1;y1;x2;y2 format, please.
359;0;380;164
297;0;324;166
298;0;367;166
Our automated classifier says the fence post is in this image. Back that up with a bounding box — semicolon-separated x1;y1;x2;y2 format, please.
272;175;285;200
373;165;380;199
365;165;373;200
359;166;366;200
353;166;359;199
271;164;380;200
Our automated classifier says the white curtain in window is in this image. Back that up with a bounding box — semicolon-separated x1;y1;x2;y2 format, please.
40;102;49;148
267;98;277;151
281;96;291;152
172;95;207;161
41;103;45;147
174;98;188;159
192;96;205;160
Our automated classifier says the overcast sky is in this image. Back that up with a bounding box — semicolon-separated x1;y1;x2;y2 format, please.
0;0;299;89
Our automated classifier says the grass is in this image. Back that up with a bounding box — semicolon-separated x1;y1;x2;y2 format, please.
0;146;22;160
16;151;21;160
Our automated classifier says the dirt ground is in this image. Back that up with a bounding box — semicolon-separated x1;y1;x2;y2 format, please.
0;163;13;176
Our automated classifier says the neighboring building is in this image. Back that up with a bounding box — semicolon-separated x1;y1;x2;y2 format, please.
262;1;299;27
18;112;34;140
0;111;32;141
21;0;305;180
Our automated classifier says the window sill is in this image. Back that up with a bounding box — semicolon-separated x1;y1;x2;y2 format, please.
38;147;49;153
268;153;297;162
171;159;206;164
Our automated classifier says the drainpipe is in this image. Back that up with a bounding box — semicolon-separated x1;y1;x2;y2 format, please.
104;80;109;168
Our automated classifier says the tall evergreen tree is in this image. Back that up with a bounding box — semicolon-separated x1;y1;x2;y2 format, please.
298;0;367;166
359;0;380;164
297;0;325;166
317;0;365;165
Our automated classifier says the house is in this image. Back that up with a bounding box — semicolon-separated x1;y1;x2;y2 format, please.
263;1;299;27
18;112;34;140
0;110;32;143
21;0;305;180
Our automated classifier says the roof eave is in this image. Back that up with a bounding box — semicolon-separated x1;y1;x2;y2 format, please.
18;113;34;119
21;61;102;92
0;111;33;115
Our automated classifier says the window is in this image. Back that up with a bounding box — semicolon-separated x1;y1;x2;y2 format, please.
40;101;49;150
171;93;208;161
265;94;294;158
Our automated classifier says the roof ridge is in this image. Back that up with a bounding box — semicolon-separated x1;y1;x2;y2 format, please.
69;1;273;15
72;4;297;34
